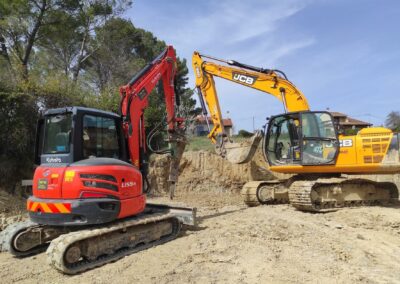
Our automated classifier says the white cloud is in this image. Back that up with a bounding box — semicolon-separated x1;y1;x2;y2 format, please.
127;1;400;129
129;0;315;61
127;0;318;131
171;0;308;46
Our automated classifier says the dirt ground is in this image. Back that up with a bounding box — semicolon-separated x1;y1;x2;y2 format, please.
1;190;400;283
1;151;400;283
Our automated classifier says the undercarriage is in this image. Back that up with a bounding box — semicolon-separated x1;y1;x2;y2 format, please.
2;203;196;274
241;175;399;212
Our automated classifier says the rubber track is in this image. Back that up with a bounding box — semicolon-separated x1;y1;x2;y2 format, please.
47;212;181;274
0;220;48;256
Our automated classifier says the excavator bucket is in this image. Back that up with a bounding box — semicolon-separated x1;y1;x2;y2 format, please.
224;131;263;164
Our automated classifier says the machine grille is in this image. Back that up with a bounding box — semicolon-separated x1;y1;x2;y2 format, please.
80;174;117;183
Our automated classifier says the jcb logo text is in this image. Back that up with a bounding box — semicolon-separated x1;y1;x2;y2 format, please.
232;73;257;85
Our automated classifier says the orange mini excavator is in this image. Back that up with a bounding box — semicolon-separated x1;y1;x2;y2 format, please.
2;46;195;274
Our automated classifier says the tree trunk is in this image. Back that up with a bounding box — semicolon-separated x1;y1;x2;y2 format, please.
21;0;48;80
0;35;11;64
0;35;16;83
72;29;88;83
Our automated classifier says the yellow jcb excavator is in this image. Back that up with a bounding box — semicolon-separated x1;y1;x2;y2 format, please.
192;51;400;212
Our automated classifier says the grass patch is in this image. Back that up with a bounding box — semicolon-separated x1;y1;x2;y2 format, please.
185;135;253;152
185;136;215;152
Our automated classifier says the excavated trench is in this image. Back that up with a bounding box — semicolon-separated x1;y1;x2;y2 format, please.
148;149;289;196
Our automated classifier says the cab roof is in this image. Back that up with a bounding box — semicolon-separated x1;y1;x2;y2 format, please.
44;106;119;118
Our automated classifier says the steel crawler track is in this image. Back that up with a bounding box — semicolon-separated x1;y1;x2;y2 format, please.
289;179;398;212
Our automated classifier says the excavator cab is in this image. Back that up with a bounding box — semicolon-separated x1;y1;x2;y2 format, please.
265;111;339;166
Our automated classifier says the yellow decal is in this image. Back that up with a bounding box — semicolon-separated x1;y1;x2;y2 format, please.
31;202;39;211
64;170;75;182
54;203;70;213
39;202;52;213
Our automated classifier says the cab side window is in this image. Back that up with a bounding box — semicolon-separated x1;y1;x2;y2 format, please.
83;115;120;159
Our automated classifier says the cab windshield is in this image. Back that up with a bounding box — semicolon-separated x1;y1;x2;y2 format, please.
43;113;72;154
265;112;338;166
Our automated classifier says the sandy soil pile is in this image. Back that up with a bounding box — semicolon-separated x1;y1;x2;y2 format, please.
149;150;278;195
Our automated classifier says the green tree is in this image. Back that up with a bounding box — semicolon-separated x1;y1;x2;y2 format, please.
84;18;147;92
385;111;400;131
238;129;254;137
0;1;198;192
0;0;132;81
175;58;201;117
0;0;63;80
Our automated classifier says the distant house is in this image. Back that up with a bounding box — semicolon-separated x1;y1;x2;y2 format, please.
329;111;372;132
192;116;234;136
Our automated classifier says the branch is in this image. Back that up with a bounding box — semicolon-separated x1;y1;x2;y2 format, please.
72;28;88;82
79;46;99;65
31;0;42;10
22;0;47;65
3;32;24;63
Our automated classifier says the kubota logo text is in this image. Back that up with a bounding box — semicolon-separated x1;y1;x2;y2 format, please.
46;157;62;163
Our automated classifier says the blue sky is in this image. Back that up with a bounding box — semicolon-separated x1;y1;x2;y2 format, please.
126;0;400;132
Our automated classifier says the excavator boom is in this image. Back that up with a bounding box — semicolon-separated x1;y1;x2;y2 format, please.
119;45;186;197
192;51;309;163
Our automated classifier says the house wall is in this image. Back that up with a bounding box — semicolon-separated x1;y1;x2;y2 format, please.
193;124;233;136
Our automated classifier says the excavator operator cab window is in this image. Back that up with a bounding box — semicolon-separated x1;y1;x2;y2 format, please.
265;113;301;165
82;115;120;159
43;113;72;154
265;111;338;166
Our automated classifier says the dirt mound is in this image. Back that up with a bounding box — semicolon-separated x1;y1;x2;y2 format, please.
0;190;27;231
148;147;400;198
149;150;282;195
0;190;26;215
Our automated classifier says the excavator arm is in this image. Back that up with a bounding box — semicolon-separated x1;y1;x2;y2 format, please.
120;46;186;197
192;51;309;163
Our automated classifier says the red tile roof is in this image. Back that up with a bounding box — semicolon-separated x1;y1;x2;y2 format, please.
329;111;372;126
329;111;347;118
340;117;372;126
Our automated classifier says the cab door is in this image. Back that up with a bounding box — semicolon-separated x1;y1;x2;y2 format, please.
265;111;339;166
300;112;339;165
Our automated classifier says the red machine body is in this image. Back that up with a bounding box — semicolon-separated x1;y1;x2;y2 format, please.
28;46;181;226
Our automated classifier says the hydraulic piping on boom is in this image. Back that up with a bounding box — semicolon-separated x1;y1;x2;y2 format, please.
192;51;309;163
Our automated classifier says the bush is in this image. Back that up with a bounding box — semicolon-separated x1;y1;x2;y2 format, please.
237;129;254;137
0;91;38;192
